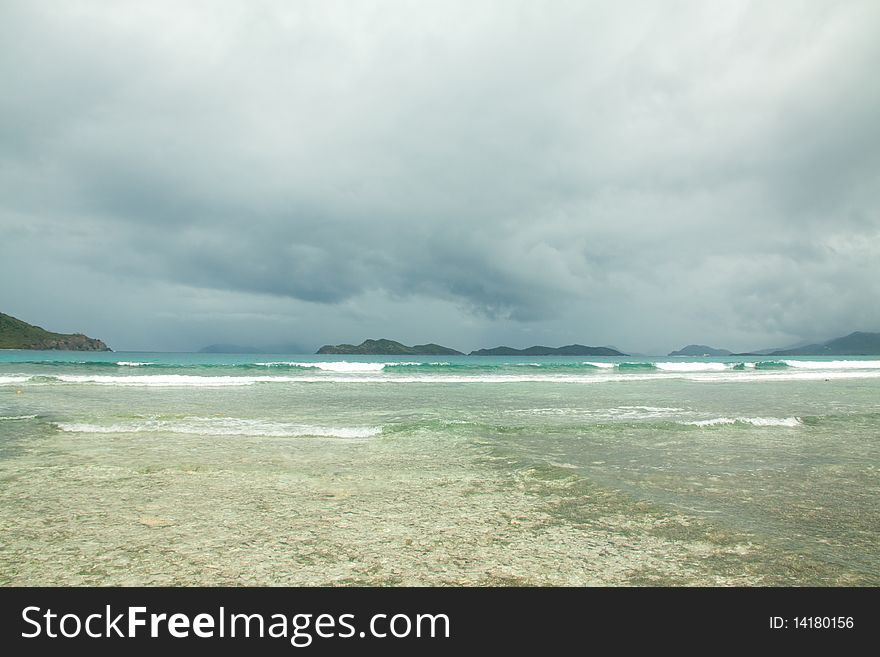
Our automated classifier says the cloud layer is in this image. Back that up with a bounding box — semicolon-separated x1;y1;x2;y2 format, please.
2;1;879;352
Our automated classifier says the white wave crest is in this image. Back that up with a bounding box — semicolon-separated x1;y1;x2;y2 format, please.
685;370;880;383
604;405;688;419
0;414;37;420
655;362;730;372
4;373;648;386
115;361;155;367
509;405;685;419
55;417;382;438
683;417;802;427
0;376;31;385
257;361;389;372
583;362;615;368
614;405;685;413
6;367;880;386
54;374;266;386
782;360;880;370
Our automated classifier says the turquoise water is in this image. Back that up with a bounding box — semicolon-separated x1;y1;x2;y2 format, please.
1;351;878;585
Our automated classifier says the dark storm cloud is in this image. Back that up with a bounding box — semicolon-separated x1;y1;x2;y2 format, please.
1;0;879;352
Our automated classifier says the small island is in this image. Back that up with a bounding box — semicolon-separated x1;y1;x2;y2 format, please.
0;312;111;351
317;338;463;355
470;344;626;356
668;344;732;357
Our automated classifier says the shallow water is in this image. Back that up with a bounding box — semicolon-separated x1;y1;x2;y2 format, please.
1;352;878;585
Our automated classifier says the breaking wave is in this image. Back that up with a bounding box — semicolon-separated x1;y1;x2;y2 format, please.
654;362;729;372
3;356;880;386
782;360;880;370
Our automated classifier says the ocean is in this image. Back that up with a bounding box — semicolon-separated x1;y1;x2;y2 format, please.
1;351;878;585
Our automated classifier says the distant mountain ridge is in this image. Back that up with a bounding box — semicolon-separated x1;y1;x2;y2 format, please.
0;312;111;351
668;344;732;357
317;339;463;355
470;344;626;356
761;331;880;356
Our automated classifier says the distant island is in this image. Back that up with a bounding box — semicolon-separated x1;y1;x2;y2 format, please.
5;315;879;357
668;344;732;357
317;339;463;355
749;331;880;357
470;344;626;356
671;331;880;357
0;311;111;351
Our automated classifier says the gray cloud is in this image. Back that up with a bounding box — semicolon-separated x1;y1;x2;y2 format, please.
2;0;879;353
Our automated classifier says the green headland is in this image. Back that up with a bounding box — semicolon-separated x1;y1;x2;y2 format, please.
0;312;111;351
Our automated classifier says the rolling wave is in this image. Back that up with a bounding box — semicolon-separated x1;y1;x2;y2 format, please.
5;357;880;373
731;361;790;370
2;357;880;386
752;360;790;369
0;373;656;386
4;371;880;386
654;362;729;372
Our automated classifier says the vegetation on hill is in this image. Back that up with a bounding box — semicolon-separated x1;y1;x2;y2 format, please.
668;344;732;357
317;339;463;355
767;331;880;356
0;312;110;351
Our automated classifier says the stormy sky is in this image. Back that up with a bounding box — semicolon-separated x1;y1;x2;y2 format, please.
1;1;879;354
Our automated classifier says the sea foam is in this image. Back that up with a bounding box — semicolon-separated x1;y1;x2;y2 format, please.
55;417;382;438
256;361;389;372
0;376;31;385
782;360;880;370
683;417;802;427
654;362;730;372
